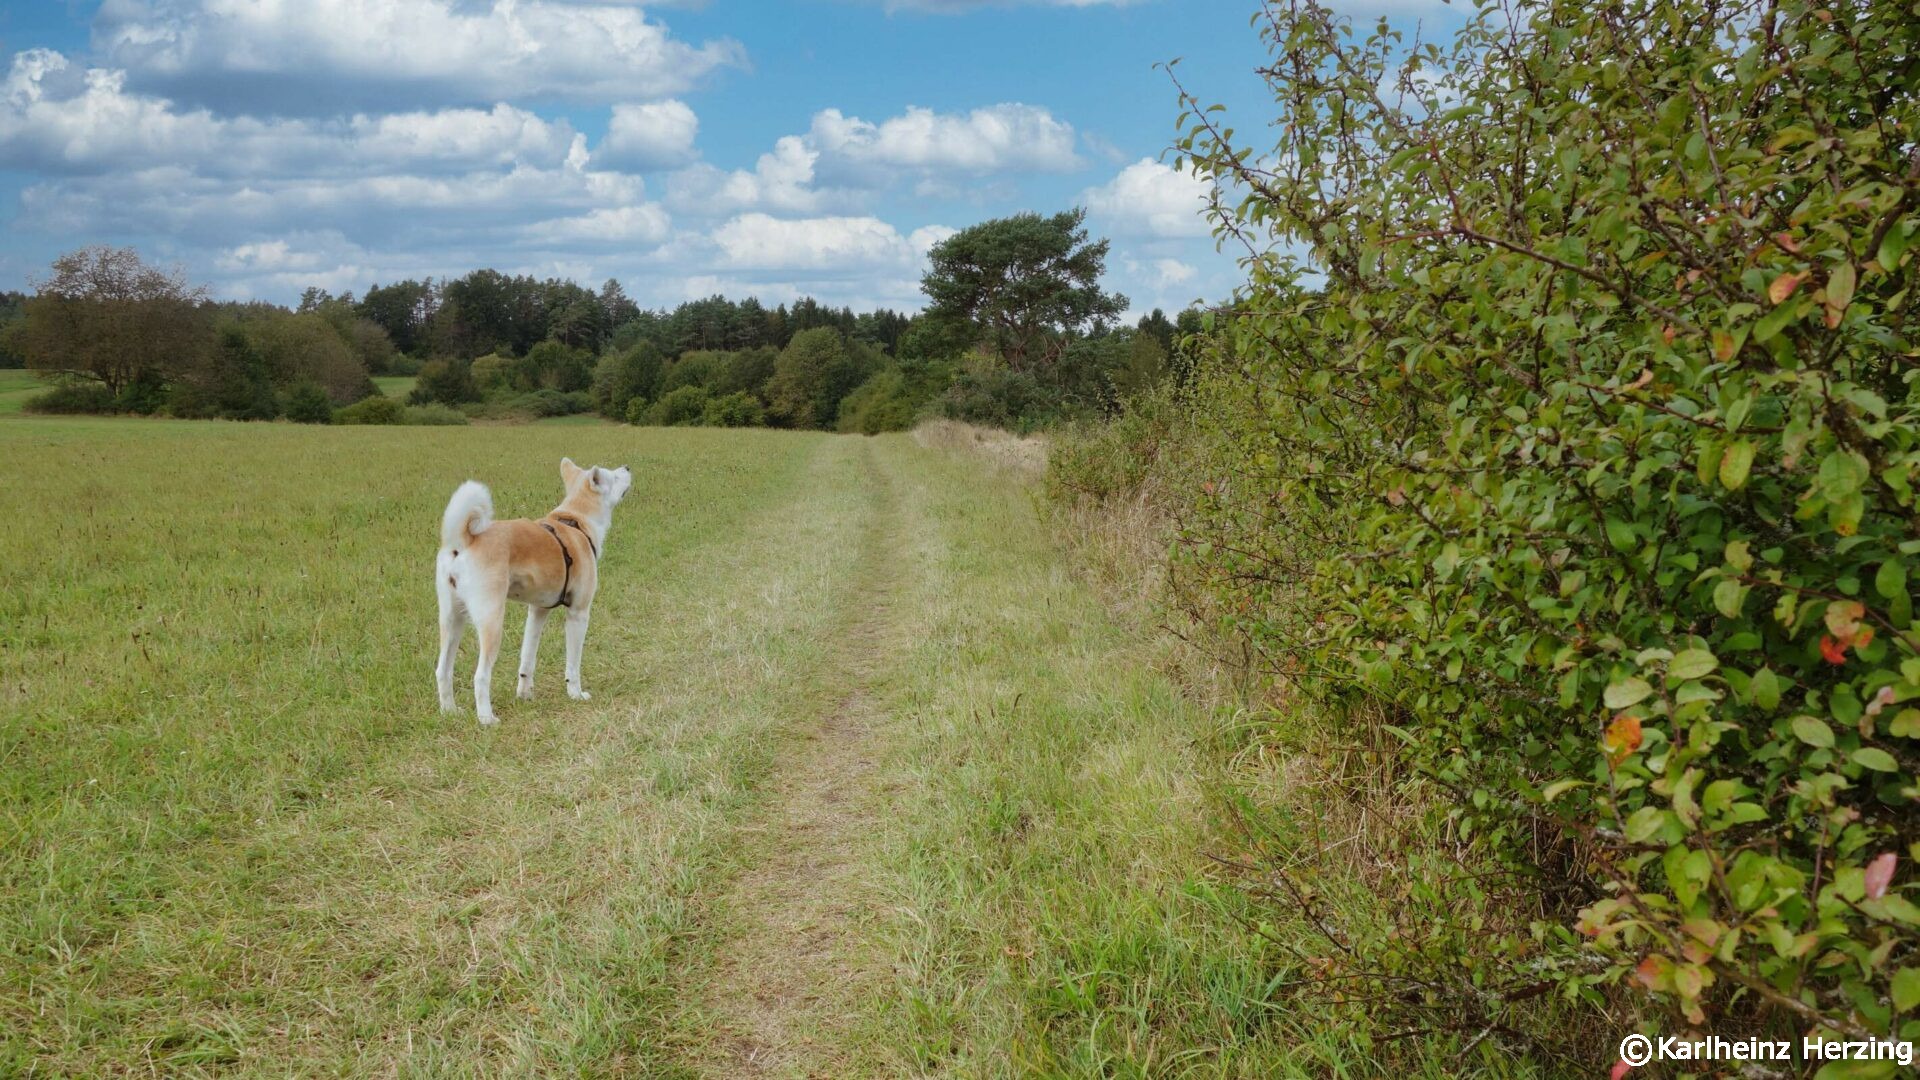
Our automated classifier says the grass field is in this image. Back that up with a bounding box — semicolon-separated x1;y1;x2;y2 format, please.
0;417;1500;1077
373;375;417;400
0;369;48;415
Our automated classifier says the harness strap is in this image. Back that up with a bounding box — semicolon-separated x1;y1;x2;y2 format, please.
555;514;600;558
538;521;575;608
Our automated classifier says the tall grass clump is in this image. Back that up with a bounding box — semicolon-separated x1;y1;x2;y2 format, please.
1061;0;1920;1056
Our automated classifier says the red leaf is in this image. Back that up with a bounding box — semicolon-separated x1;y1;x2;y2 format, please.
1610;1061;1633;1080
1819;635;1848;665
1865;852;1896;900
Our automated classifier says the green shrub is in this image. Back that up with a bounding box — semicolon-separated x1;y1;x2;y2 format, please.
624;395;651;426
332;395;406;425
1169;0;1920;1043
521;340;593;393
642;385;710;427
112;371;170;415
837;370;910;434
23;382;116;415
282;381;333;424
401;403;469;426
766;328;877;429
409;358;476;405
594;342;663;418
469;352;514;392
701;391;764;428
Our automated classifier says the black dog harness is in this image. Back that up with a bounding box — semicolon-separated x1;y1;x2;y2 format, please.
538;515;599;609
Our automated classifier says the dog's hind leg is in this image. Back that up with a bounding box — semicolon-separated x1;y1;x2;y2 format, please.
563;606;592;701
516;606;550;701
471;599;506;726
436;582;466;713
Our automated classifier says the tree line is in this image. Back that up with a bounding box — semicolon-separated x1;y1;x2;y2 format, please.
7;209;1202;431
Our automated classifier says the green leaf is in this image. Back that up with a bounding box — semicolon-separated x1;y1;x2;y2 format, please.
1852;747;1898;772
1605;676;1653;710
1669;649;1718;681
1541;779;1585;803
1724;540;1752;572
1879;222;1909;271
1713;578;1748;618
1719;439;1754;490
1792;715;1835;748
1895;967;1920;1013
1817;451;1871;502
1876;560;1907;601
1624;806;1669;843
1750;667;1782;711
1827;261;1856;312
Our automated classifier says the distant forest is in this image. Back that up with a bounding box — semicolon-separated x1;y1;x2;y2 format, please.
4;210;1203;432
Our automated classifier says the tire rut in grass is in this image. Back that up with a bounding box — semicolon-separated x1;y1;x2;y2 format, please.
689;441;910;1079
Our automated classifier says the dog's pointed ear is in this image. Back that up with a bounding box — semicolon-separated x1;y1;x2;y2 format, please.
560;457;581;486
588;466;605;492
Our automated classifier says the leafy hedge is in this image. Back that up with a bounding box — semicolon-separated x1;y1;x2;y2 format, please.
1171;0;1918;1044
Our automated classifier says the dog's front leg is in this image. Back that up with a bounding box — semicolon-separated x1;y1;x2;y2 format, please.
563;607;592;701
517;606;550;700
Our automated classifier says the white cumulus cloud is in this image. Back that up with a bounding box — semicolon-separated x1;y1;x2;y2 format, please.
94;0;744;113
670;103;1080;218
0;50;580;176
808;103;1079;175
1081;158;1213;239
712;213;930;272
596;100;699;170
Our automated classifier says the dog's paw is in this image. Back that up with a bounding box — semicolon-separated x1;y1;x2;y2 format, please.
477;712;500;727
439;698;459;714
515;685;535;701
568;687;592;701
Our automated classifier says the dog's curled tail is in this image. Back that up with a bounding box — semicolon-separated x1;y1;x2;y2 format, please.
440;480;493;550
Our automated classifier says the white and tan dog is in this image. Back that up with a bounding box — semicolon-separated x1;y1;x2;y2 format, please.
435;458;632;724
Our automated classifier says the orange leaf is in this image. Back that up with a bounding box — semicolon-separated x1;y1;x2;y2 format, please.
1773;231;1801;254
1633;956;1667;990
1768;271;1806;305
1819;635;1848;665
1603;714;1644;764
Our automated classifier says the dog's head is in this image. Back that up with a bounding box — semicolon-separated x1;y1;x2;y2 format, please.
561;458;633;507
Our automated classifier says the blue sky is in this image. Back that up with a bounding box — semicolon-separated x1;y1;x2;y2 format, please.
0;0;1464;316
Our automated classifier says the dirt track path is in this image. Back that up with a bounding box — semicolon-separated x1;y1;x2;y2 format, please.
675;440;912;1078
